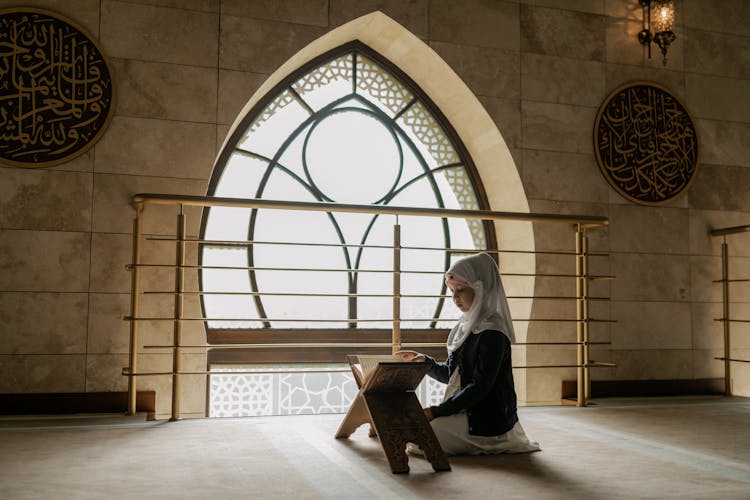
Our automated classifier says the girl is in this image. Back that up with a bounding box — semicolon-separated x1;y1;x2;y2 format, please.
396;252;540;455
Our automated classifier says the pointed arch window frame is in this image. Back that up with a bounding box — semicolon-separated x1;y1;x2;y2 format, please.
200;41;497;364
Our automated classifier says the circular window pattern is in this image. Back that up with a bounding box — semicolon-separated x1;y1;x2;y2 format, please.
0;8;115;167
593;82;698;206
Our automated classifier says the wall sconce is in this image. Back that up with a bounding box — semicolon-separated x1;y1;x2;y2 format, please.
638;0;676;65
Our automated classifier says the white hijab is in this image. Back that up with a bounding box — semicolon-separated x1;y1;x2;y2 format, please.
445;252;516;354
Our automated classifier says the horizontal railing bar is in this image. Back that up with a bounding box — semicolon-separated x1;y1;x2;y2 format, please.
713;318;750;323
711;279;750;283
127;316;616;323
143;341;612;350
710;224;750;237
140;290;611;301
714;357;750;363
132;193;609;227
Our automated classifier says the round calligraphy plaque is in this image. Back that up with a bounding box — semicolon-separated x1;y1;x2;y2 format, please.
0;8;115;168
594;82;698;206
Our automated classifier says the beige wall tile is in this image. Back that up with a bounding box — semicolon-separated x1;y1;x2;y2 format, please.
522;149;609;203
525;368;576;403
733;359;750;396
48;150;95;174
0;293;88;354
684;29;750;79
610;349;693;379
694;120;750;168
688;164;750;212
0;0;102;37
118;0;220;12
428;42;521;99
611;301;692;350
521;0;605;15
609;205;689;254
219;16;326;73
0;354;85;392
224;0;328;26
101;0;219;67
692;348;725;379
689;255;721;303
683;0;750;36
111;59;218;123
0;168;92;231
522;53;606;106
688;209;750;257
604;0;641;19
330;0;428;38
92;173;207;234
94;117;216;180
0;230;90;292
430;0;520;51
477;96;521;149
611;253;690;301
526;199;610;252
686;74;750;123
522;101;597;153
521;4;605;61
217;125;231;154
604;64;686;101
605;16;683;70
691;301;723;350
218;70;269;125
87;293;131;353
85;353;129;391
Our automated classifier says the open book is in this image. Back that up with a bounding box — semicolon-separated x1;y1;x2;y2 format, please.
353;354;407;378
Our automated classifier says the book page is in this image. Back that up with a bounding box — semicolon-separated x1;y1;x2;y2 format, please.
355;354;405;377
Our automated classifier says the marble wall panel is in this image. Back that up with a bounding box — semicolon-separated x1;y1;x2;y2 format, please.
0;293;88;354
690;301;723;350
522;53;606;107
689;165;750;213
100;0;219;67
219;16;326;73
0;0;102;37
223;0;328;26
92;173;207;235
610;348;693;379
686;74;750;123
683;0;750;36
123;0;219;11
430;0;519;51
610;253;690;301
95;117;216;180
521;0;605;15
693;121;750;168
605;16;684;70
526;199;610;252
521;4;605;61
87;293;131;353
522;150;609;203
521;101;596;154
608;205;689;254
111;59;218;123
218;70;269;125
604;64;686;100
47;151;95;174
692;348;725;379
0;354;85;392
0;230;90;292
330;0;428;38
688;209;750;257
525;368;576;403
611;301;691;350
684;28;750;80
429;42;520;99
689;255;723;303
604;0;641;19
477;97;521;149
733;360;750;397
85;354;129;392
0;169;92;232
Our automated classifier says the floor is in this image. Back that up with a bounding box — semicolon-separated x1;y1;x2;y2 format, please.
1;396;749;499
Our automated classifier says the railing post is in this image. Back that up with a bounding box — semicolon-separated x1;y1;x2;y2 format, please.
575;224;586;407
127;204;143;416
171;206;186;421
582;232;591;402
721;238;731;396
392;223;401;354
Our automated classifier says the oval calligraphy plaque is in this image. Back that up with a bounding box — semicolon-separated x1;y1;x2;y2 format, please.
0;8;115;167
594;82;698;206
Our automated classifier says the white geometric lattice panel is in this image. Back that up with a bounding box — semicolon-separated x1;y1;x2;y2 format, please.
398;101;459;167
442;166;486;249
356;54;413;117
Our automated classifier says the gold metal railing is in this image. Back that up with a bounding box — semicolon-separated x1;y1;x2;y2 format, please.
125;193;614;419
711;224;750;396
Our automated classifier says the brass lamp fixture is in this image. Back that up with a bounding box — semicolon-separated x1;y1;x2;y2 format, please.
638;0;676;65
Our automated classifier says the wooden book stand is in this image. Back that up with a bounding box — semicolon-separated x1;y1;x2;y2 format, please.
335;355;451;474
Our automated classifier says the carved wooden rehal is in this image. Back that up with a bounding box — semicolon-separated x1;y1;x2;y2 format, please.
0;8;115;167
594;82;698;205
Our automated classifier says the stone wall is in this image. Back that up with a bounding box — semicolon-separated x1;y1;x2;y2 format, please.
1;0;749;416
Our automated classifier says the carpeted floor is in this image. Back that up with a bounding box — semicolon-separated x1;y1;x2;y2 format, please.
1;396;749;499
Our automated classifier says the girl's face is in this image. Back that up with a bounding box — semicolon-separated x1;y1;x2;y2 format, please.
449;284;475;312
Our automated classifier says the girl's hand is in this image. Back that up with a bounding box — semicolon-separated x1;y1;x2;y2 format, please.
394;350;425;362
423;407;434;421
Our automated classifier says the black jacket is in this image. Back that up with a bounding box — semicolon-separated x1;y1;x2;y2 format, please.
426;329;518;436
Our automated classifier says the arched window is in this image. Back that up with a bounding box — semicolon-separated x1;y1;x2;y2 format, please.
201;41;495;363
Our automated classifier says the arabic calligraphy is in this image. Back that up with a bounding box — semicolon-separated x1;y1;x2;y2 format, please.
594;82;698;205
0;8;114;167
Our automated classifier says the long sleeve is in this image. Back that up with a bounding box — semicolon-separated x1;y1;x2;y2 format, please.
423;354;452;384
430;332;504;418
